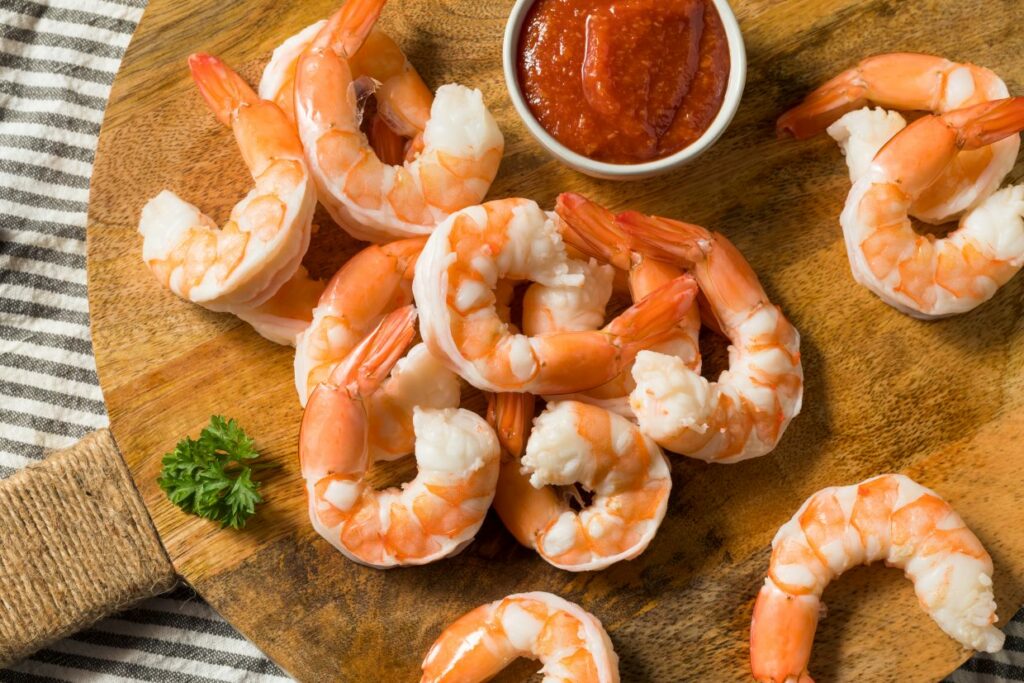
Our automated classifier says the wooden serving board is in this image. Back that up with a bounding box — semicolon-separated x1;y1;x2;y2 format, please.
86;0;1024;680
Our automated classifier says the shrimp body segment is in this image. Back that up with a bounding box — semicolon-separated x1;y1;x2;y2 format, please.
294;0;503;242
414;198;699;394
140;54;316;341
779;53;1017;224
299;306;499;568
259;20;326;124
363;342;462;463
233;265;324;345
421;591;619;683
294;236;425;404
840;98;1024;318
623;215;803;463
521;258;615;337
750;474;1003;683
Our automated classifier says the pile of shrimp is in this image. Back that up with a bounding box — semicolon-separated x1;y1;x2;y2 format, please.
140;0;503;344
138;8;1015;675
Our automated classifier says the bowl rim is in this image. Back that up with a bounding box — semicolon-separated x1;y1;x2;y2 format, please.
501;0;748;179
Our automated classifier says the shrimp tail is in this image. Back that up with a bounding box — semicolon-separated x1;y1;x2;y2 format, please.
486;392;535;458
949;97;1024;150
300;305;416;478
188;53;259;127
606;274;698;347
344;304;418;396
556;192;632;270
776;66;867;140
750;583;819;683
617;211;710;266
313;0;386;58
623;211;773;327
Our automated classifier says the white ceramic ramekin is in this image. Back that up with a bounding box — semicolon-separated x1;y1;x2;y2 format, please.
502;0;747;180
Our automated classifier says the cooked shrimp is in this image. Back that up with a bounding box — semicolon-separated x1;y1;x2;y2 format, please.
414;198;699;394
839;98;1024;318
233;266;324;345
364;342;462;462
622;213;803;463
259;20;326;124
261;18;431;149
778;53;1017;224
140;54;316;339
299;306;499;568
491;395;671;571
825;107;908;184
519;256;629;415
297;243;460;459
294;236;424;404
421;591;619;683
521;258;615;337
750;474;1003;683
547;193;702;412
487;392;547;545
294;0;503;242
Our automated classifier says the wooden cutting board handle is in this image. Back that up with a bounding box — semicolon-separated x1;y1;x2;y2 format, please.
0;430;176;666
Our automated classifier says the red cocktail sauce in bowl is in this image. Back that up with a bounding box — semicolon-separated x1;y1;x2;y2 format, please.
503;0;746;178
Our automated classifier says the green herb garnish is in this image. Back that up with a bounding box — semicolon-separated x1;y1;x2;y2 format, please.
157;415;272;529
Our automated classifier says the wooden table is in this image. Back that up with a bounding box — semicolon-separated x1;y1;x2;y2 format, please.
86;0;1024;679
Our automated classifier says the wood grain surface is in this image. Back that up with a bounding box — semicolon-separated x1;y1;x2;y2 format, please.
86;0;1024;680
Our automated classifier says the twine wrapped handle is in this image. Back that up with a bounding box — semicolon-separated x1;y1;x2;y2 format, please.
0;430;176;665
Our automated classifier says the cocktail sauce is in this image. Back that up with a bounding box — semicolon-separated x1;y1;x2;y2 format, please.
517;0;730;164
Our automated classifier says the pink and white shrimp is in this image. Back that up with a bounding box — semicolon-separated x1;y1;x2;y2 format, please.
293;236;424;403
421;591;619;683
542;192;702;415
750;474;1003;683
299;306;499;568
260;17;431;161
623;213;803;463
139;54;316;344
839;98;1024;318
413;198;699;395
778;53;1017;224
294;0;503;242
488;393;671;571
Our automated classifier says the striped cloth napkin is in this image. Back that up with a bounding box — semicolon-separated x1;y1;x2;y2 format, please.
0;0;1020;680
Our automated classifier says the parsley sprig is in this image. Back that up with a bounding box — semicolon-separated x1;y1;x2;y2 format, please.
157;416;273;529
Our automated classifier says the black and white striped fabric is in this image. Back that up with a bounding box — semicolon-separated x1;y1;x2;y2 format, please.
0;0;287;679
0;0;1021;680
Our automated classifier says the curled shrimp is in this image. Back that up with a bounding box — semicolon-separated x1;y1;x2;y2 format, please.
299;306;499;568
413;198;699;394
261;19;429;164
421;591;619;683
750;474;1003;683
545;192;702;414
839;98;1024;318
294;0;504;242
488;393;671;571
294;236;425;403
622;213;803;463
778;53;1018;224
139;54;316;343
